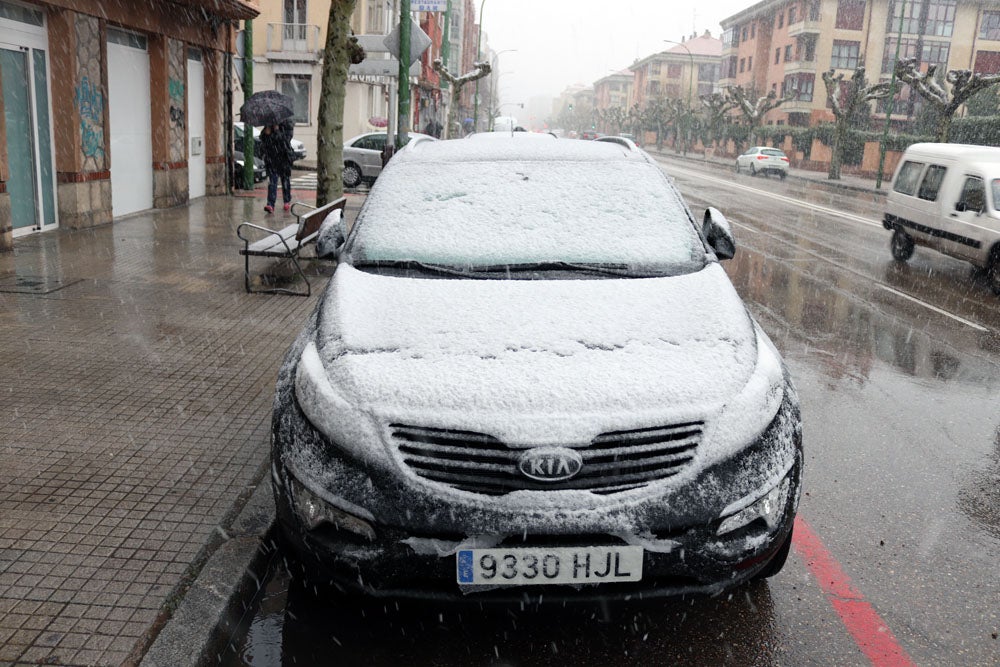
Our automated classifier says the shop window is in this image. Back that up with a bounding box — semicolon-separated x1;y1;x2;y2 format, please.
276;75;311;124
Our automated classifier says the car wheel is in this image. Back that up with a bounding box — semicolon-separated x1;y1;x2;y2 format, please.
890;228;915;262
734;162;741;173
752;528;793;580
342;162;363;188
779;171;787;180
988;248;1000;295
750;163;757;176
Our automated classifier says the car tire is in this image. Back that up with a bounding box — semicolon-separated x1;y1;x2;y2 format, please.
342;162;363;188
734;162;741;173
750;163;757;176
779;171;787;180
752;528;793;580
890;229;915;262
988;247;1000;295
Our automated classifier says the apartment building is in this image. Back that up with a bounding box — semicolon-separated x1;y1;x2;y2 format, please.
720;0;1000;127
0;0;256;250
630;31;723;110
593;69;634;112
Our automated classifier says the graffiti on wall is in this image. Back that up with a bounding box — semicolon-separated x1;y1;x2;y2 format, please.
75;75;105;158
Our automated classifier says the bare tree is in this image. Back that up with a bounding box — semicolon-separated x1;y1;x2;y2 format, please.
725;85;792;148
822;66;891;180
433;59;491;139
700;92;736;151
895;57;1000;143
316;0;363;206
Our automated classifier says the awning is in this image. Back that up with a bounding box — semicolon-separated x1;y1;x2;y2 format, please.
168;0;259;20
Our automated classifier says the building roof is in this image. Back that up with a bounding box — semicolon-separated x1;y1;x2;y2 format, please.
169;0;259;20
665;32;721;57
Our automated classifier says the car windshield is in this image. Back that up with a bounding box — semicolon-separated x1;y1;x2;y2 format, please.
345;159;706;276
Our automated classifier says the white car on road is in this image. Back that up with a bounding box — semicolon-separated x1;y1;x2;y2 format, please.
735;146;789;179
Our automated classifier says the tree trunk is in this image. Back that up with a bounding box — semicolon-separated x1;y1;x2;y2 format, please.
829;119;845;180
316;0;357;207
935;108;953;143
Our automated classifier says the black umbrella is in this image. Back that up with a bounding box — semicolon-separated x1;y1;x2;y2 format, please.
240;91;294;126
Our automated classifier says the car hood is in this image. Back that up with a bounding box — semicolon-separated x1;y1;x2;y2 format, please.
307;263;758;446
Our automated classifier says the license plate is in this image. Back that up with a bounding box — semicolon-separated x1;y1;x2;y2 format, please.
456;546;643;586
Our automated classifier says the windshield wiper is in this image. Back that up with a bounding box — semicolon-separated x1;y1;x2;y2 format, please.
352;259;492;278
474;261;660;277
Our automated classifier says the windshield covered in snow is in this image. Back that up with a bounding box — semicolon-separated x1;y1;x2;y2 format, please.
344;159;707;276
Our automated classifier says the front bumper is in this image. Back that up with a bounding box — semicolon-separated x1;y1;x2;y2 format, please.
271;377;802;602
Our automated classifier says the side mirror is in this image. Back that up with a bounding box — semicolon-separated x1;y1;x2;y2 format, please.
703;207;736;260
316;209;347;259
955;201;968;213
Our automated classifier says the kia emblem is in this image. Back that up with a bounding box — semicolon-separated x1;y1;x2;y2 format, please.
518;448;583;482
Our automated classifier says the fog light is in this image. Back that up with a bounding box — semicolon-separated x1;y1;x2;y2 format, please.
717;477;790;537
290;476;376;541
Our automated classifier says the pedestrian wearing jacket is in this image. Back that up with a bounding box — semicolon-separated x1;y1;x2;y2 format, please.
261;122;294;213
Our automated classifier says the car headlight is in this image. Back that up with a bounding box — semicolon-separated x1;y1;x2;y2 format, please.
716;472;791;536
288;473;376;540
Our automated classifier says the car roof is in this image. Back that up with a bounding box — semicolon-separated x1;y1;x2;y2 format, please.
395;134;652;165
903;143;1000;163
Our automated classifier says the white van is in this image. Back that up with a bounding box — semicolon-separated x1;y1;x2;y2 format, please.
883;143;1000;294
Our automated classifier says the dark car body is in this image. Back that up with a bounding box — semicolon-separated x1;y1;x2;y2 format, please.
271;136;802;603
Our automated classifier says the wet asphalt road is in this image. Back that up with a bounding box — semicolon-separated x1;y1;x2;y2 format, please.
218;158;1000;666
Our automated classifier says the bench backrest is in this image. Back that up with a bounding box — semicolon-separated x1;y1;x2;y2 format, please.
296;197;348;242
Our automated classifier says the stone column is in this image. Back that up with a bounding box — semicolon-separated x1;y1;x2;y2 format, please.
50;10;113;229
151;37;189;208
204;49;227;195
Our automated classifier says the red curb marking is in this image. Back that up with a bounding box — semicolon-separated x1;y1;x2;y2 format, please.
792;516;917;667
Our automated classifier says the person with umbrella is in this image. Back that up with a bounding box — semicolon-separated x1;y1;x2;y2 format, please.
240;91;296;213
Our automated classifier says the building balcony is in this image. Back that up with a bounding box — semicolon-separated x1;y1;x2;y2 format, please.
783;58;818;75
781;98;815;113
265;23;322;62
787;19;822;37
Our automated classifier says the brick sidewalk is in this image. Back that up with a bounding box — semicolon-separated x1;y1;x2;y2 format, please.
0;193;362;666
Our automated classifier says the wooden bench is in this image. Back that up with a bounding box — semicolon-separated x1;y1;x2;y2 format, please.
237;196;347;296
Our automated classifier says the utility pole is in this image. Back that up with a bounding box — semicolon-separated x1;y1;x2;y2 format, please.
242;20;254;190
397;2;412;147
876;0;906;189
473;0;486;131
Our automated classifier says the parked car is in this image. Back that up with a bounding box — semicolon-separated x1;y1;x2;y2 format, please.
231;149;265;187
596;135;639;151
883;143;1000;294
234;121;306;162
735;146;789;178
341;131;436;188
580;130;604;140
270;135;803;603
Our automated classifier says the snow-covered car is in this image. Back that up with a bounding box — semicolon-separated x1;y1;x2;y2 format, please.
341;131;436;188
271;135;802;602
735;146;790;178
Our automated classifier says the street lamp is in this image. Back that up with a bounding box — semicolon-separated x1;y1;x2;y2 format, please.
664;39;695;152
473;0;487;131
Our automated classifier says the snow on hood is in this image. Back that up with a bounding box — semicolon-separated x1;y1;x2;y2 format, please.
310;263;756;446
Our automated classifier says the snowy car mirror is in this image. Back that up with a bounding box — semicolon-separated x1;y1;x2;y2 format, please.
316;209;347;259
703;207;736;260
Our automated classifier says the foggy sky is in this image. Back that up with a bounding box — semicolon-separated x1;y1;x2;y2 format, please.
478;0;751;106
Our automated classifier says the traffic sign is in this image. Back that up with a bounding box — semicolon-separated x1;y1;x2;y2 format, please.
412;1;448;10
383;22;432;63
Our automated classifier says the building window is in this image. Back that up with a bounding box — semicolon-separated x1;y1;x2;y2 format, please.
651;61;661;75
751;23;756;39
922;41;950;67
778;12;784;28
783;73;815;101
788;5;797;23
740;58;746;73
925;0;956;37
723;27;739;49
748;55;753;70
830;40;861;69
742;26;748;41
667;63;682;78
776;48;781;64
366;0;385;33
836;0;866;30
276;75;310;124
981;11;1000;40
882;37;918;73
726;56;738;78
785;44;794;61
886;0;921;34
665;83;681;98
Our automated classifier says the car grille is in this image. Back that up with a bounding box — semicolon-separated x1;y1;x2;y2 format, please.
391;422;702;496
